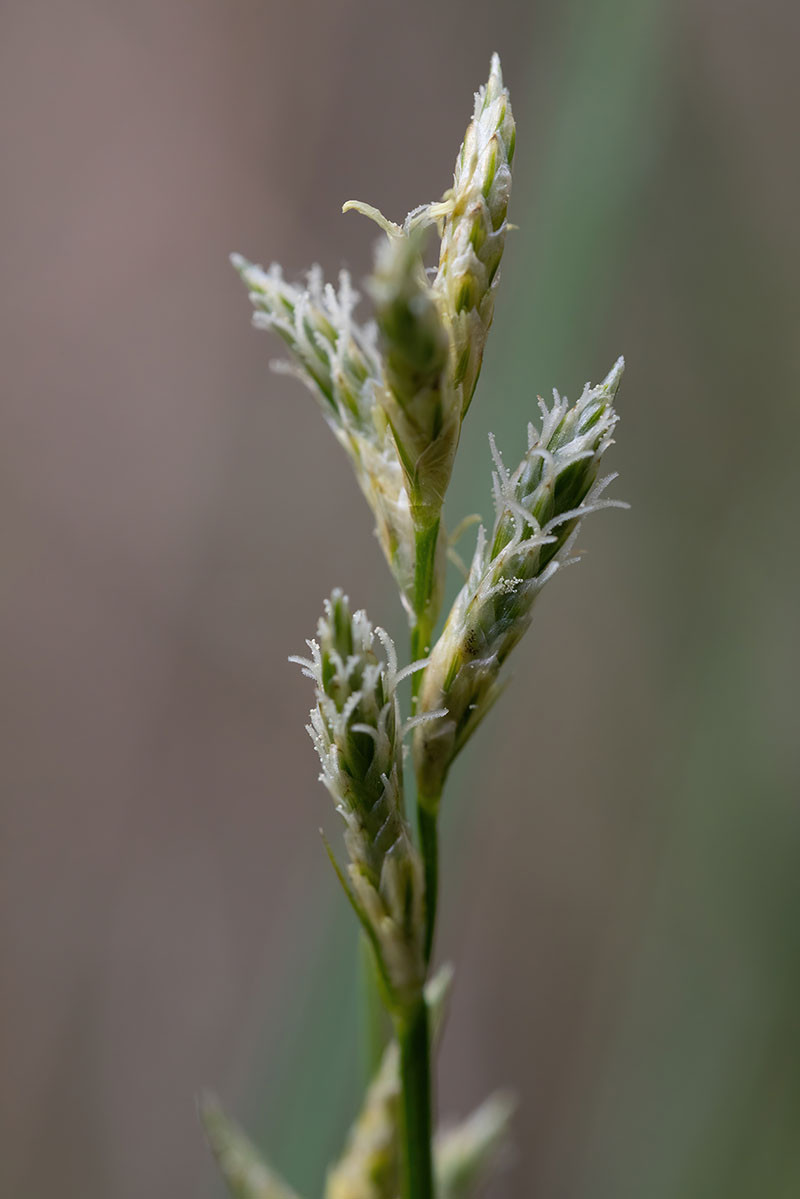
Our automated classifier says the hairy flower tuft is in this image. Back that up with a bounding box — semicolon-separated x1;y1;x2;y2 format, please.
232;255;423;619
292;591;426;1007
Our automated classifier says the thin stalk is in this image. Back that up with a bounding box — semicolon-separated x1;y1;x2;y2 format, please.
409;517;442;962
410;518;440;707
358;931;387;1085
417;802;440;964
410;616;434;692
401;515;440;1194
398;513;444;1195
397;998;434;1199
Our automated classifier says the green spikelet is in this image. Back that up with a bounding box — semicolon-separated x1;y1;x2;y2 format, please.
414;360;625;805
292;592;426;1009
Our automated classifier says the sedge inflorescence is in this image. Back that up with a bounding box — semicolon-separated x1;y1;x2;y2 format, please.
204;54;626;1199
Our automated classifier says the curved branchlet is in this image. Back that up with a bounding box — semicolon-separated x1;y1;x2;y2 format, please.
414;359;626;806
292;591;426;1010
434;52;515;416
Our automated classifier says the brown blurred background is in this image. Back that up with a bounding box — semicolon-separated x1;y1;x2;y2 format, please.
2;2;799;1197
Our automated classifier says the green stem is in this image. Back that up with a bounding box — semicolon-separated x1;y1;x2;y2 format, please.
397;998;434;1199
412;519;439;624
417;802;440;964
409;518;441;957
358;931;387;1085
410;519;440;709
398;515;440;1197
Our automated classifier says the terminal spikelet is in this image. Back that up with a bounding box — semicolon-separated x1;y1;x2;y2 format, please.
232;55;517;637
414;359;626;805
292;591;426;1007
434;53;515;414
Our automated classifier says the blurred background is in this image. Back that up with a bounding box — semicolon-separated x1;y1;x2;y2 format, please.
2;1;799;1196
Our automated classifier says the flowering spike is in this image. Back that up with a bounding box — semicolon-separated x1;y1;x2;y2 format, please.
414;362;625;805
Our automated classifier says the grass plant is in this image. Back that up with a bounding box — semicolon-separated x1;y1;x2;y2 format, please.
202;55;626;1199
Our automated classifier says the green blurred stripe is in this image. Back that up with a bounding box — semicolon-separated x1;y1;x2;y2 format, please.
244;893;360;1196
